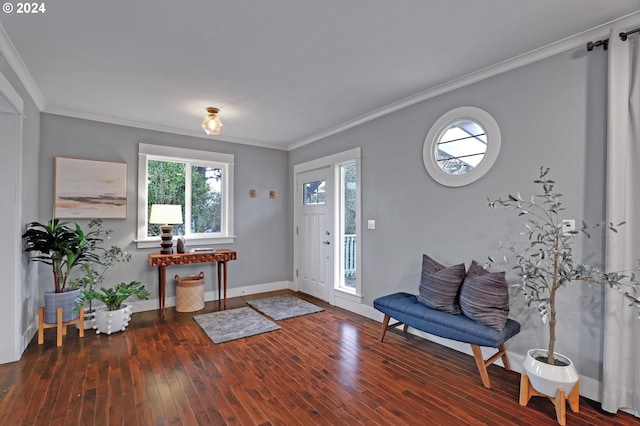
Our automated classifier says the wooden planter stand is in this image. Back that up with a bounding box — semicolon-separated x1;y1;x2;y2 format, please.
37;305;84;347
519;373;580;425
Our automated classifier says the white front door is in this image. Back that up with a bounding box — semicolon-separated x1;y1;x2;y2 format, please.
296;168;333;301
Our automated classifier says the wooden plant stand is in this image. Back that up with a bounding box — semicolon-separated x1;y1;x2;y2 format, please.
519;373;579;425
37;306;84;347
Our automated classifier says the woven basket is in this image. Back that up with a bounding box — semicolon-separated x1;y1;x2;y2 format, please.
174;271;205;312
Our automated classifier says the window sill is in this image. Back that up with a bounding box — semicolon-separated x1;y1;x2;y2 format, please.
135;235;236;249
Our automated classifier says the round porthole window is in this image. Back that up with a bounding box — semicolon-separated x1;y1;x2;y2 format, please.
423;106;501;187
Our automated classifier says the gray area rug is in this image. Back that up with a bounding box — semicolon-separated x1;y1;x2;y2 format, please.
193;307;280;344
247;295;324;320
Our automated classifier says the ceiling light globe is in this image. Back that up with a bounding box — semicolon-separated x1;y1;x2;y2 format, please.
201;107;223;135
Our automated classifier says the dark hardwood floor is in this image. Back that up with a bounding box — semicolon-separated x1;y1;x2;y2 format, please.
0;290;636;425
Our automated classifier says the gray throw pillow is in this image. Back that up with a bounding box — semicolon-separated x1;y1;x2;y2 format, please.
459;261;509;331
417;254;466;314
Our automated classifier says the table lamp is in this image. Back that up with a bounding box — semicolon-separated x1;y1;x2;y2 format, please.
149;204;183;254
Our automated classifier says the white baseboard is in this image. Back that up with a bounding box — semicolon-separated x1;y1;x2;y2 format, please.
129;280;293;312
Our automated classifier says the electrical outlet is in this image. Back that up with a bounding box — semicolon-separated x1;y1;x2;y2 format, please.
367;220;376;230
562;219;576;233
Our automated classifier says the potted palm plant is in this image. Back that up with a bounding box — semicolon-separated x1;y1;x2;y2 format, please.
75;281;150;334
22;218;103;323
488;167;640;399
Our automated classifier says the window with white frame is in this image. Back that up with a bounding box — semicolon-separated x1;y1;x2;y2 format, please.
137;144;235;248
338;161;357;293
423;106;501;187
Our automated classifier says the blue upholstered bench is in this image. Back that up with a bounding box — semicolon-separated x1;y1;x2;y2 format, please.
373;292;521;388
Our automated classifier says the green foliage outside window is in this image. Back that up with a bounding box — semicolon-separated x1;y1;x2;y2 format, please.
147;160;222;236
343;164;356;235
191;166;222;233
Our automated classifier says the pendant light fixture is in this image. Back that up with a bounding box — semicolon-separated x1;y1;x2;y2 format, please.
201;107;223;135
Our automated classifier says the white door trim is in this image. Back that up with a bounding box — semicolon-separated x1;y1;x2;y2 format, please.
293;147;361;175
292;148;361;304
0;71;25;364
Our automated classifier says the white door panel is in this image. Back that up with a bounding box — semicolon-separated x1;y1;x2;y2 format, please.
297;168;332;301
301;212;318;282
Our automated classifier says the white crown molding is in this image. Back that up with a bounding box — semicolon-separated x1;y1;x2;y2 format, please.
0;23;45;110
288;11;640;151
42;106;288;151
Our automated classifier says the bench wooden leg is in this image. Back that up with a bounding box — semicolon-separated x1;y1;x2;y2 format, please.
471;344;492;388
379;314;391;341
471;343;512;389
379;314;409;342
499;344;511;370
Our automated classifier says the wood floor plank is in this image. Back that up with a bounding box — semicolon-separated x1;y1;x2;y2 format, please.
168;378;199;426
79;387;97;425
94;391;109;426
1;289;638;425
145;384;168;426
120;391;139;426
34;403;55;426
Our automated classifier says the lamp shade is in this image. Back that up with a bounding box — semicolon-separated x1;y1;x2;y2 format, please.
149;204;183;225
201;107;223;135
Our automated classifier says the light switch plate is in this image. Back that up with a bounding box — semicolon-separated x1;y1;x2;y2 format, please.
562;219;576;233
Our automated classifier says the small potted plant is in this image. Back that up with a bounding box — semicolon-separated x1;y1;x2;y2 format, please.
75;281;150;334
488;167;640;400
71;245;132;329
22;218;103;323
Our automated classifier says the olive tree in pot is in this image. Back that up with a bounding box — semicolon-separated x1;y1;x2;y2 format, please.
75;281;150;335
488;167;640;404
22;219;103;323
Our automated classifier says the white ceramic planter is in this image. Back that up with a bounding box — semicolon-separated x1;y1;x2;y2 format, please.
523;348;579;396
92;304;132;335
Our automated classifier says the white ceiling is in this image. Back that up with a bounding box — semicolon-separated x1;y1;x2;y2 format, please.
1;1;639;150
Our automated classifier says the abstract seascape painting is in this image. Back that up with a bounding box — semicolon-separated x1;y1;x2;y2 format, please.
54;157;127;219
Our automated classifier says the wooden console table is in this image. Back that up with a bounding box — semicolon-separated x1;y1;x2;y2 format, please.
148;250;237;316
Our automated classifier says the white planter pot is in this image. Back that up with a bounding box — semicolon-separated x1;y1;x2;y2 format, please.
523;348;579;396
92;304;132;335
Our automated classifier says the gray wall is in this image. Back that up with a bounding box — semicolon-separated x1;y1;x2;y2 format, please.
38;114;291;301
290;47;609;383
